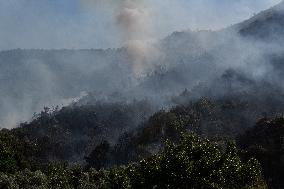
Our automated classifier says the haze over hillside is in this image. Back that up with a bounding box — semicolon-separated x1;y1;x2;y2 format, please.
1;1;284;128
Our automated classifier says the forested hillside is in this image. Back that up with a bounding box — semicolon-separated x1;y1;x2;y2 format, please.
1;1;284;189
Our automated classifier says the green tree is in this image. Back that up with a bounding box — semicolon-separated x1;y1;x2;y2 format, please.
121;133;266;189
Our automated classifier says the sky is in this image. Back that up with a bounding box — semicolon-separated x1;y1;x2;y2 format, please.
0;0;282;50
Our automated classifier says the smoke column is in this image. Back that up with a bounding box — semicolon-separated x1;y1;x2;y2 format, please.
80;0;161;77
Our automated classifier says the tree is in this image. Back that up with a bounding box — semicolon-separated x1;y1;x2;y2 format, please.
101;133;266;189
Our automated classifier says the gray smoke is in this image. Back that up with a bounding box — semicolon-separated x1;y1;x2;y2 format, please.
0;1;284;128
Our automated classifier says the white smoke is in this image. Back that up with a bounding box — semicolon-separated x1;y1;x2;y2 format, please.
0;0;283;128
80;0;162;77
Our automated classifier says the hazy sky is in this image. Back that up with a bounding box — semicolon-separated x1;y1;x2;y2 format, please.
0;0;282;50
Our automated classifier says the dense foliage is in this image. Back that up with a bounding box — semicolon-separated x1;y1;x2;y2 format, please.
9;100;154;166
0;133;266;189
239;117;284;189
0;95;283;188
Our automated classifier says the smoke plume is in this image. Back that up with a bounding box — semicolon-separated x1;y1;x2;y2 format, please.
80;0;161;77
